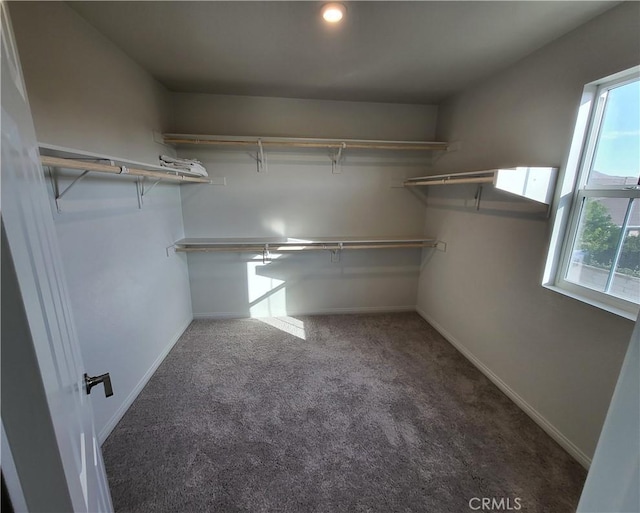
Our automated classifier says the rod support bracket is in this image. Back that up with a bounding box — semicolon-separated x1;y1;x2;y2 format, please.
166;244;177;257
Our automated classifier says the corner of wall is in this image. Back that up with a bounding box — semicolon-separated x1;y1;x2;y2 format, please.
415;306;592;469
98;315;192;443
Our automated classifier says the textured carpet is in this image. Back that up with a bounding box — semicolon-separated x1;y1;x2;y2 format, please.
102;313;586;512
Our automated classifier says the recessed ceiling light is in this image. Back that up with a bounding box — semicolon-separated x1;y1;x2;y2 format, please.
321;3;346;23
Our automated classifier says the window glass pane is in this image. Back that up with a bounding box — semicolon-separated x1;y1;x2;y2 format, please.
566;197;638;299
609;199;640;303
587;79;640;187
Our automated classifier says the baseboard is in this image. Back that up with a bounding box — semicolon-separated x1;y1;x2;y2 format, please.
193;305;416;320
98;316;193;443
193;311;249;320
415;306;592;469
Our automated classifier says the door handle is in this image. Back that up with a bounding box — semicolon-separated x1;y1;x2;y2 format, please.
84;372;113;398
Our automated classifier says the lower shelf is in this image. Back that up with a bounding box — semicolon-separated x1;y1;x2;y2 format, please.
173;236;438;254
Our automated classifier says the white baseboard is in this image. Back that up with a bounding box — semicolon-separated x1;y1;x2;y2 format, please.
98;316;193;443
193;311;249;320
415;306;591;469
193;305;416;320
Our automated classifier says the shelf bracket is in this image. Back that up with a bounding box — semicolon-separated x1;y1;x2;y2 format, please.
474;185;483;211
255;138;267;173
140;176;163;204
146;178;163;196
330;242;343;262
135;176;143;209
331;142;346;174
51;167;91;213
262;244;272;264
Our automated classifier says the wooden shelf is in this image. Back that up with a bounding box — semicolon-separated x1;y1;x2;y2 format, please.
39;144;212;184
174;236;438;254
163;134;449;152
404;167;558;206
38;144;212;213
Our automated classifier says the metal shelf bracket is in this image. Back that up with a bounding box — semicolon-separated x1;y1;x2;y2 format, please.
135;176;142;209
50;167;91;213
331;142;346;174
138;176;164;207
474;185;483;210
135;173;165;209
330;242;343;262
252;138;267;173
262;244;272;264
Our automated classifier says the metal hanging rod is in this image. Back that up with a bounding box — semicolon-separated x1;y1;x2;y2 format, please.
404;169;498;187
162;134;449;152
405;176;495;186
41;156;212;184
173;238;438;254
171;237;441;263
176;242;436;253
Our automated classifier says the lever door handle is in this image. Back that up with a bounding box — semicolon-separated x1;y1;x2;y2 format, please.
84;372;113;398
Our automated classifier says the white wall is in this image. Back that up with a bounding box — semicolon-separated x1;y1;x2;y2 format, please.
170;93;438;140
9;2;171;164
417;2;638;465
10;2;192;441
172;95;438;317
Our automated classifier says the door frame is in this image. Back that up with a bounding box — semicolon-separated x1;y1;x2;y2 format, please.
1;3;112;510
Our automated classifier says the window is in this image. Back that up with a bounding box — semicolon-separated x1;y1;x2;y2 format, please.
545;68;640;319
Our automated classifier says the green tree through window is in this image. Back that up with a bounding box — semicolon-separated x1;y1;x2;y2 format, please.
579;200;640;277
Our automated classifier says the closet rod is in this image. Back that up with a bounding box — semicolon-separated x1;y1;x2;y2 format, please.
163;137;448;152
404;176;494;186
176;242;436;253
40;156;212;184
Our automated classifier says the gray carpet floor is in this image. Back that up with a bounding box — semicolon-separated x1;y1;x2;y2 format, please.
102;313;586;513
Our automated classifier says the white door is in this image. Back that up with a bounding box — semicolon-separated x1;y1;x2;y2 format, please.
1;4;113;512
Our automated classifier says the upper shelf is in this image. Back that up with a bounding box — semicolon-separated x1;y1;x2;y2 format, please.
404;167;558;205
38;144;213;213
39;144;212;184
162;134;449;152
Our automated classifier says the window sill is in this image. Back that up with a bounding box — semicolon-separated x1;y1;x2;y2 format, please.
542;283;638;322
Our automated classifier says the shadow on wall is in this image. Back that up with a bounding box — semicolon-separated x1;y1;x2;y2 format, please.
187;248;426;319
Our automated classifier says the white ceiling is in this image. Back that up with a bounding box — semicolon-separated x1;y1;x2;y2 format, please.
70;1;617;104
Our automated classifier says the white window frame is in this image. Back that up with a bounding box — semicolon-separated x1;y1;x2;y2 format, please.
544;66;640;321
